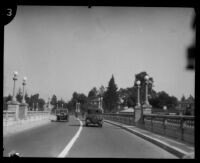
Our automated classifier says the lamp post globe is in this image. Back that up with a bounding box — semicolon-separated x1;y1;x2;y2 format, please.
13;71;18;78
23;77;27;83
144;75;149;105
136;80;141;85
144;75;149;81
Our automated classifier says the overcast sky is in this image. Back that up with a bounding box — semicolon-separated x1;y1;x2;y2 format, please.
4;6;195;102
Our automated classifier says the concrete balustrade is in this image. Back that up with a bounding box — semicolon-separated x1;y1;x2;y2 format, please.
104;113;135;126
143;114;194;144
103;113;194;144
3;110;50;127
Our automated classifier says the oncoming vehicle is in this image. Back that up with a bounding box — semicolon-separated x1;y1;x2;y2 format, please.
56;109;69;121
85;108;103;127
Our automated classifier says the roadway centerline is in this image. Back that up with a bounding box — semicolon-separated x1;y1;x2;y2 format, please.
57;118;83;158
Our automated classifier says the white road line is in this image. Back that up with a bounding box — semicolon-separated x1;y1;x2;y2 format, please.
57;118;83;158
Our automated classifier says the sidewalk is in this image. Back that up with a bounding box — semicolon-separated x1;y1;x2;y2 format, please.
3;115;55;137
104;120;195;159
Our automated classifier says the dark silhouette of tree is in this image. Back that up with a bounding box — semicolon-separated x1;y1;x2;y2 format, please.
16;88;23;103
3;94;12;110
66;92;88;113
38;98;45;111
150;91;178;109
50;94;57;110
88;87;98;99
181;95;186;102
104;75;119;113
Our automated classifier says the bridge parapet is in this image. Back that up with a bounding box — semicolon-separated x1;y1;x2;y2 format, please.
103;113;135;126
3;110;50;127
103;113;194;144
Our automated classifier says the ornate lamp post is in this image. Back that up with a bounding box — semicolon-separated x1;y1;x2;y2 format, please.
7;71;20;120
134;80;142;125
136;80;141;106
144;75;150;105
142;75;152;115
12;71;18;102
22;77;27;103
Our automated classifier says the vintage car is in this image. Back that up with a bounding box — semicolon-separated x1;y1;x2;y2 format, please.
56;109;69;121
85;108;103;127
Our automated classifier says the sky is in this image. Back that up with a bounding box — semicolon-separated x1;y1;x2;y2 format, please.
4;6;195;102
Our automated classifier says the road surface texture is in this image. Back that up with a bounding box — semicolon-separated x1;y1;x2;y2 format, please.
3;116;177;158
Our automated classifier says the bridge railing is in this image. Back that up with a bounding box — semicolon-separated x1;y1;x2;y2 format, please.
103;113;194;144
143;114;194;144
26;111;50;121
103;113;135;126
3;110;50;126
3;110;16;121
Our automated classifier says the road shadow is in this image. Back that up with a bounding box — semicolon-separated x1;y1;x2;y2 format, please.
51;120;69;123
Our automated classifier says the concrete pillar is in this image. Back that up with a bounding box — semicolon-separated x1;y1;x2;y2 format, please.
19;103;28;120
143;76;152;115
7;101;20;121
134;105;143;124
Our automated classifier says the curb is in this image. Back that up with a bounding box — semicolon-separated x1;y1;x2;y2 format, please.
104;120;194;159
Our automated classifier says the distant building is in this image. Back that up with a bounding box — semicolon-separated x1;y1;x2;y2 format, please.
177;95;195;115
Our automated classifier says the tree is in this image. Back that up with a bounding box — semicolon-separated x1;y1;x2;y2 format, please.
88;87;98;99
118;87;137;108
29;94;40;110
6;94;12;102
50;94;57;110
104;75;119;112
57;98;66;109
149;91;178;109
66;91;88;113
38;98;45;111
98;85;106;96
16;88;23;103
3;94;12;110
181;95;186;102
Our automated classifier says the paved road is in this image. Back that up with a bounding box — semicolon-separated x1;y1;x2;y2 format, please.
3;116;177;158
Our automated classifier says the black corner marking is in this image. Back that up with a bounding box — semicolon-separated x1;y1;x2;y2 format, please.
1;1;18;26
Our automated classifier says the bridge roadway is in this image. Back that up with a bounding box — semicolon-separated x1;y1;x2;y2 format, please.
3;116;177;158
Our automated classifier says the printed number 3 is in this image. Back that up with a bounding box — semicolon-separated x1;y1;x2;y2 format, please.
6;8;12;16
